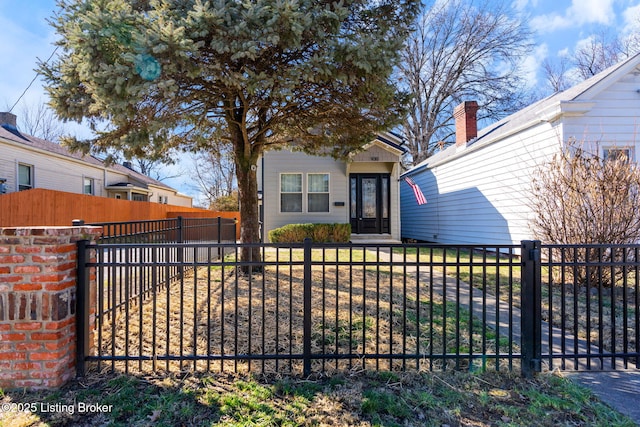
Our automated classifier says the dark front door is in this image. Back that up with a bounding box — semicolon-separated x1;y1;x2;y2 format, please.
350;174;390;234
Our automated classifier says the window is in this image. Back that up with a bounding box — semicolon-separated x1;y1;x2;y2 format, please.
280;173;302;212
604;147;632;162
18;164;32;191
83;177;94;195
308;173;329;212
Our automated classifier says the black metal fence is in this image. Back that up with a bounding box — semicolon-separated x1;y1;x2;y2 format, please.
75;240;640;377
539;243;640;371
76;217;237;347
86;216;237;244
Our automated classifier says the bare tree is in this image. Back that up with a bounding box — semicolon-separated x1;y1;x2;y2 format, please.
399;0;533;163
130;156;183;182
541;57;571;93
573;30;629;80
191;143;236;209
530;142;640;285
17;102;65;142
540;28;640;95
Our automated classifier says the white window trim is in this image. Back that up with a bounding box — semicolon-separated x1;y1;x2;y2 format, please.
603;146;634;162
17;163;33;191
83;176;95;195
307;173;330;213
279;172;303;213
279;172;331;214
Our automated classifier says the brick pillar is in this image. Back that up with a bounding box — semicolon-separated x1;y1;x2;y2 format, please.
0;226;102;389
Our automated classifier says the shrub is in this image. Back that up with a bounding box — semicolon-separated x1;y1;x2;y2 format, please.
530;142;640;286
268;223;351;243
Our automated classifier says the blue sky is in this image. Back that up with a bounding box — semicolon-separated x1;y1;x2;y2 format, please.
1;0;639;198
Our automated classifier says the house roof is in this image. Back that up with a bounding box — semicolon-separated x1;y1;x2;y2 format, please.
405;51;640;176
0;123;175;191
375;131;406;153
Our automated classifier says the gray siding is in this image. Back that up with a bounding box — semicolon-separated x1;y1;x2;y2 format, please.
261;141;403;242
262;149;348;241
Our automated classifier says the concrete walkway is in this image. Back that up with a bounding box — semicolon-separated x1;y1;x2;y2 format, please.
563;370;640;424
365;246;640;425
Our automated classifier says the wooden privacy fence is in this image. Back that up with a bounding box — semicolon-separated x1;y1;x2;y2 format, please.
0;189;240;240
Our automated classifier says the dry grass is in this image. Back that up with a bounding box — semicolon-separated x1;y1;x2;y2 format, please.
400;246;639;363
93;248;514;376
541;279;638;359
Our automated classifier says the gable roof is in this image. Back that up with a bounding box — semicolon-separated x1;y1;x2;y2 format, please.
405;52;640;175
375;131;405;152
369;131;406;154
0;123;174;191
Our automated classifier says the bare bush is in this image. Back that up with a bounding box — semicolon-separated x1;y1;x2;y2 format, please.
530;142;640;286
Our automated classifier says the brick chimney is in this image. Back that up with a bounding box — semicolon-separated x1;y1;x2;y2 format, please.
0;112;17;130
453;101;478;147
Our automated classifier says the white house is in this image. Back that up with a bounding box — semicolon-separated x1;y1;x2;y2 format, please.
0;112;192;207
401;52;640;245
258;132;405;242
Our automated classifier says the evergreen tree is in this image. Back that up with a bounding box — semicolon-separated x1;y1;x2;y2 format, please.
40;0;418;262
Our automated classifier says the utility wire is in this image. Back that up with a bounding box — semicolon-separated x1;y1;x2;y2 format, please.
9;46;59;113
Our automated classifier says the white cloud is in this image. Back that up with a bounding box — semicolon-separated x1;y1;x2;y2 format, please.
622;4;640;33
521;43;549;89
568;0;616;26
530;0;616;33
512;0;538;12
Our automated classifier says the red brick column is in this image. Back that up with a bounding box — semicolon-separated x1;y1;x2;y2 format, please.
0;226;102;389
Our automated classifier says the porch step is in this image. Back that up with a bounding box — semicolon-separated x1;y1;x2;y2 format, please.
349;234;402;244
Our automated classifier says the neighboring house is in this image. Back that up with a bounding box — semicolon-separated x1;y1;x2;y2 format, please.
401;52;640;246
0;112;192;207
259;132;405;242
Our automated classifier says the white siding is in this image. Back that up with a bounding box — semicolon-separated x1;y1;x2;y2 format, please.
401;122;561;245
0;139;191;207
150;185;192;207
402;60;640;246
563;72;640;159
0;143;104;195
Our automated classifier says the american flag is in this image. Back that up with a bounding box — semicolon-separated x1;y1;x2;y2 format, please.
404;176;427;205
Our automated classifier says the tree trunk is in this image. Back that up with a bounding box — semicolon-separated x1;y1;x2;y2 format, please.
235;156;262;270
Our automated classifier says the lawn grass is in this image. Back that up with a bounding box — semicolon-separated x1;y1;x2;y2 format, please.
1;370;635;427
395;246;522;298
398;245;638;357
95;245;522;376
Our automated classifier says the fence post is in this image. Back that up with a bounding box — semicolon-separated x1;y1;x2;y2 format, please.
76;239;90;377
177;216;184;244
521;240;542;377
177;216;184;279
303;238;312;377
217;216;222;260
